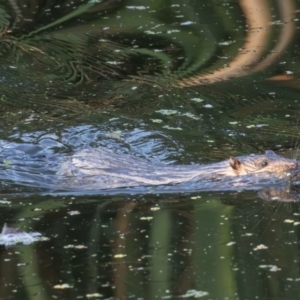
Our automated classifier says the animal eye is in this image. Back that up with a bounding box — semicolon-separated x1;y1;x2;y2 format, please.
261;160;268;168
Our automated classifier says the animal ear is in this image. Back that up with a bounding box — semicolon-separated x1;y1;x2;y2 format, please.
229;156;242;170
265;150;275;156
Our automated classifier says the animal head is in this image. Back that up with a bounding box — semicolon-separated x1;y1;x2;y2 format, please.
229;150;298;176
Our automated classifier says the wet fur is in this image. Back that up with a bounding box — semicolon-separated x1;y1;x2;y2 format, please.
57;149;298;189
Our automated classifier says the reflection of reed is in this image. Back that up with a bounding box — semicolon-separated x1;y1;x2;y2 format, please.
110;198;218;298
6;194;298;298
112;201;137;299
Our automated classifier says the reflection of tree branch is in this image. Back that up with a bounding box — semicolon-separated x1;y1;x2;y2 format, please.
113;201;137;300
174;0;295;87
252;0;295;72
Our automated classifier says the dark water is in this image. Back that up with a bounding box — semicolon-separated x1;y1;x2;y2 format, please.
1;193;300;300
1;0;300;299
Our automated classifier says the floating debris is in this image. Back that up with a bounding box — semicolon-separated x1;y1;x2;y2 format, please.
180;21;196;26
190;97;204;103
0;200;11;205
126;6;149;10
219;40;236;46
114;254;127;258
140;216;153;221
259;265;281;272
181;112;200;120
86;293;102;298
242;233;253;237
226;242;236;246
162;125;182;130
0;224;49;246
254;244;268;251
156;109;178;115
53;283;72;289
2;160;12;168
156;109;200;120
150;206;160;211
64;244;87;249
179;289;209;298
151;119;163;123
68;211;80;216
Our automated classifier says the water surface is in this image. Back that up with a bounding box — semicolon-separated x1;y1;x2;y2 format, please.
1;0;300;299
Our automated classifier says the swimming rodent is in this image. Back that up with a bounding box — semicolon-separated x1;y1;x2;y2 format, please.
56;149;299;190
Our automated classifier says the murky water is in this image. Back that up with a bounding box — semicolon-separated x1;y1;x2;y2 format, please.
1;0;300;299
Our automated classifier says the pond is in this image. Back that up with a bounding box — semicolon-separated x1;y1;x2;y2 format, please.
1;0;300;299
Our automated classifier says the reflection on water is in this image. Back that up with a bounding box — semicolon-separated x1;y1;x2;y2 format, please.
0;0;299;112
1;0;300;299
0;193;300;299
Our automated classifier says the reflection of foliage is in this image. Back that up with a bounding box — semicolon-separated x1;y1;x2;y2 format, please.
0;0;296;119
1;0;294;95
